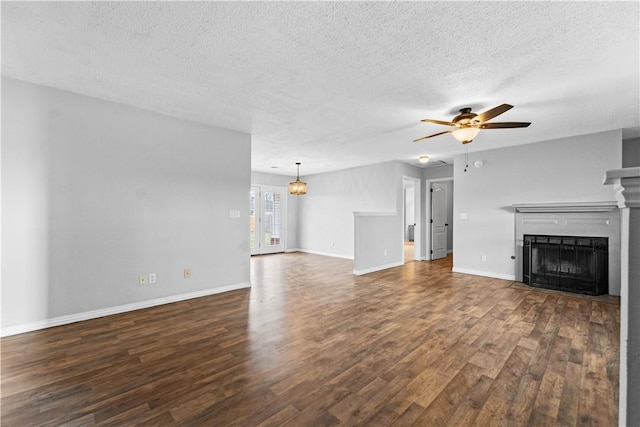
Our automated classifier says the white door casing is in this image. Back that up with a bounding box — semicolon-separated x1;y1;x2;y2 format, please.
250;185;286;255
250;186;260;255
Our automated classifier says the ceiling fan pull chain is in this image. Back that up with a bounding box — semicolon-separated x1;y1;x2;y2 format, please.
464;147;469;172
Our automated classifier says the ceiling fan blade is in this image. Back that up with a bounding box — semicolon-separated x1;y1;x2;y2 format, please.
480;122;531;129
413;130;453;142
474;104;513;123
420;118;456;126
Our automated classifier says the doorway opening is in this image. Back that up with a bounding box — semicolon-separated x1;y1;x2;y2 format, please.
250;185;286;255
403;177;422;263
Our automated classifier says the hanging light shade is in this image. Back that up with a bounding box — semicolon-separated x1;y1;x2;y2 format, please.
452;126;480;144
289;162;307;195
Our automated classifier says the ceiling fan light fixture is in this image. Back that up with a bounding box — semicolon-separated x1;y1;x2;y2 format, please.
452;127;480;143
288;162;307;196
418;155;430;164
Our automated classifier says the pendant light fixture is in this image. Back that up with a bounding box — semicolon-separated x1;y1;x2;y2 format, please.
288;162;307;195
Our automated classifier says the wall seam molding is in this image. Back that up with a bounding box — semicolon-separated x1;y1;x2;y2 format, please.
1;282;251;337
451;267;516;281
296;249;354;260
353;261;404;276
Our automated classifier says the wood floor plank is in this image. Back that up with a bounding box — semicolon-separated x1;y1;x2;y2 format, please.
556;360;583;427
418;362;486;425
1;252;619;426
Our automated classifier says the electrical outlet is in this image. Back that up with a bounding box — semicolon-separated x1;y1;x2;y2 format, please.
184;268;191;279
481;255;487;262
149;273;156;284
384;249;388;256
139;274;148;285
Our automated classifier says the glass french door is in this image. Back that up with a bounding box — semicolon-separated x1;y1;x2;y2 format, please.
250;185;285;255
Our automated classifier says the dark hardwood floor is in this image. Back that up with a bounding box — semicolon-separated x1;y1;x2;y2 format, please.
1;253;619;426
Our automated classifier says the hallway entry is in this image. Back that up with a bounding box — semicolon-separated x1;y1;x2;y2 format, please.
403;177;422;263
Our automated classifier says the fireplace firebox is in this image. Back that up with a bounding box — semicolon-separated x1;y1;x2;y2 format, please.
523;234;608;296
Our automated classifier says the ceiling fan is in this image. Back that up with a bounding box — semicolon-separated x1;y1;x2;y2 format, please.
414;104;531;144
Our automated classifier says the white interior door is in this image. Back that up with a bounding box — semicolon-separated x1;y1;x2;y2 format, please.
250;185;285;255
431;182;448;260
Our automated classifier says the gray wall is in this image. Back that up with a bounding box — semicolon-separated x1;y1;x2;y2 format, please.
298;162;396;258
403;184;415;241
623;137;640;167
627;206;640;425
354;213;402;274
446;181;454;252
423;164;454;180
298;161;421;259
2;78;251;330
452;130;622;279
251;171;299;251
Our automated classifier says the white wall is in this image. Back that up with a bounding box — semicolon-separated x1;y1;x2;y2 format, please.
354;213;402;274
623;137;640;167
251;171;299;251
446;181;454;252
2;78;251;333
403;182;415;241
452;130;622;280
296;161;422;260
298;162;397;258
423;164;454;180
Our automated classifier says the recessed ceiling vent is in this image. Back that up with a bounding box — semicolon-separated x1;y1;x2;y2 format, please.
424;160;449;167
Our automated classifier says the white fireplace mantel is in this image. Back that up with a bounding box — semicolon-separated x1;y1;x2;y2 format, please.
604;166;640;209
512;201;618;213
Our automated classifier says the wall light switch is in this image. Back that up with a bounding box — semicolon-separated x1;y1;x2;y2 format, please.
184;268;191;279
139;274;148;285
229;210;240;218
460;213;468;220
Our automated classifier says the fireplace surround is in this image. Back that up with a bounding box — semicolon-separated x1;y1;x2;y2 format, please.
523;234;608;295
513;202;620;296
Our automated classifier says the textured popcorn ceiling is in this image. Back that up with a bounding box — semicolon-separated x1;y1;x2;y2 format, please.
2;2;638;176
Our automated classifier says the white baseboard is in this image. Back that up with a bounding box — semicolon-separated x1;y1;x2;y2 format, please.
296;249;354;260
285;248;302;253
1;282;251;337
451;267;515;281
354;261;404;276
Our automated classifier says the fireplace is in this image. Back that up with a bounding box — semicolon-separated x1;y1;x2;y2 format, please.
513;202;620;296
523;234;608;295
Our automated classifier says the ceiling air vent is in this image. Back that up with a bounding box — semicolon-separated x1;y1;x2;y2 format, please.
424;160;449;167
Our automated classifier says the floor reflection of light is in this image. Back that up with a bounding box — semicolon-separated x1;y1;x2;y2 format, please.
248;254;292;372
